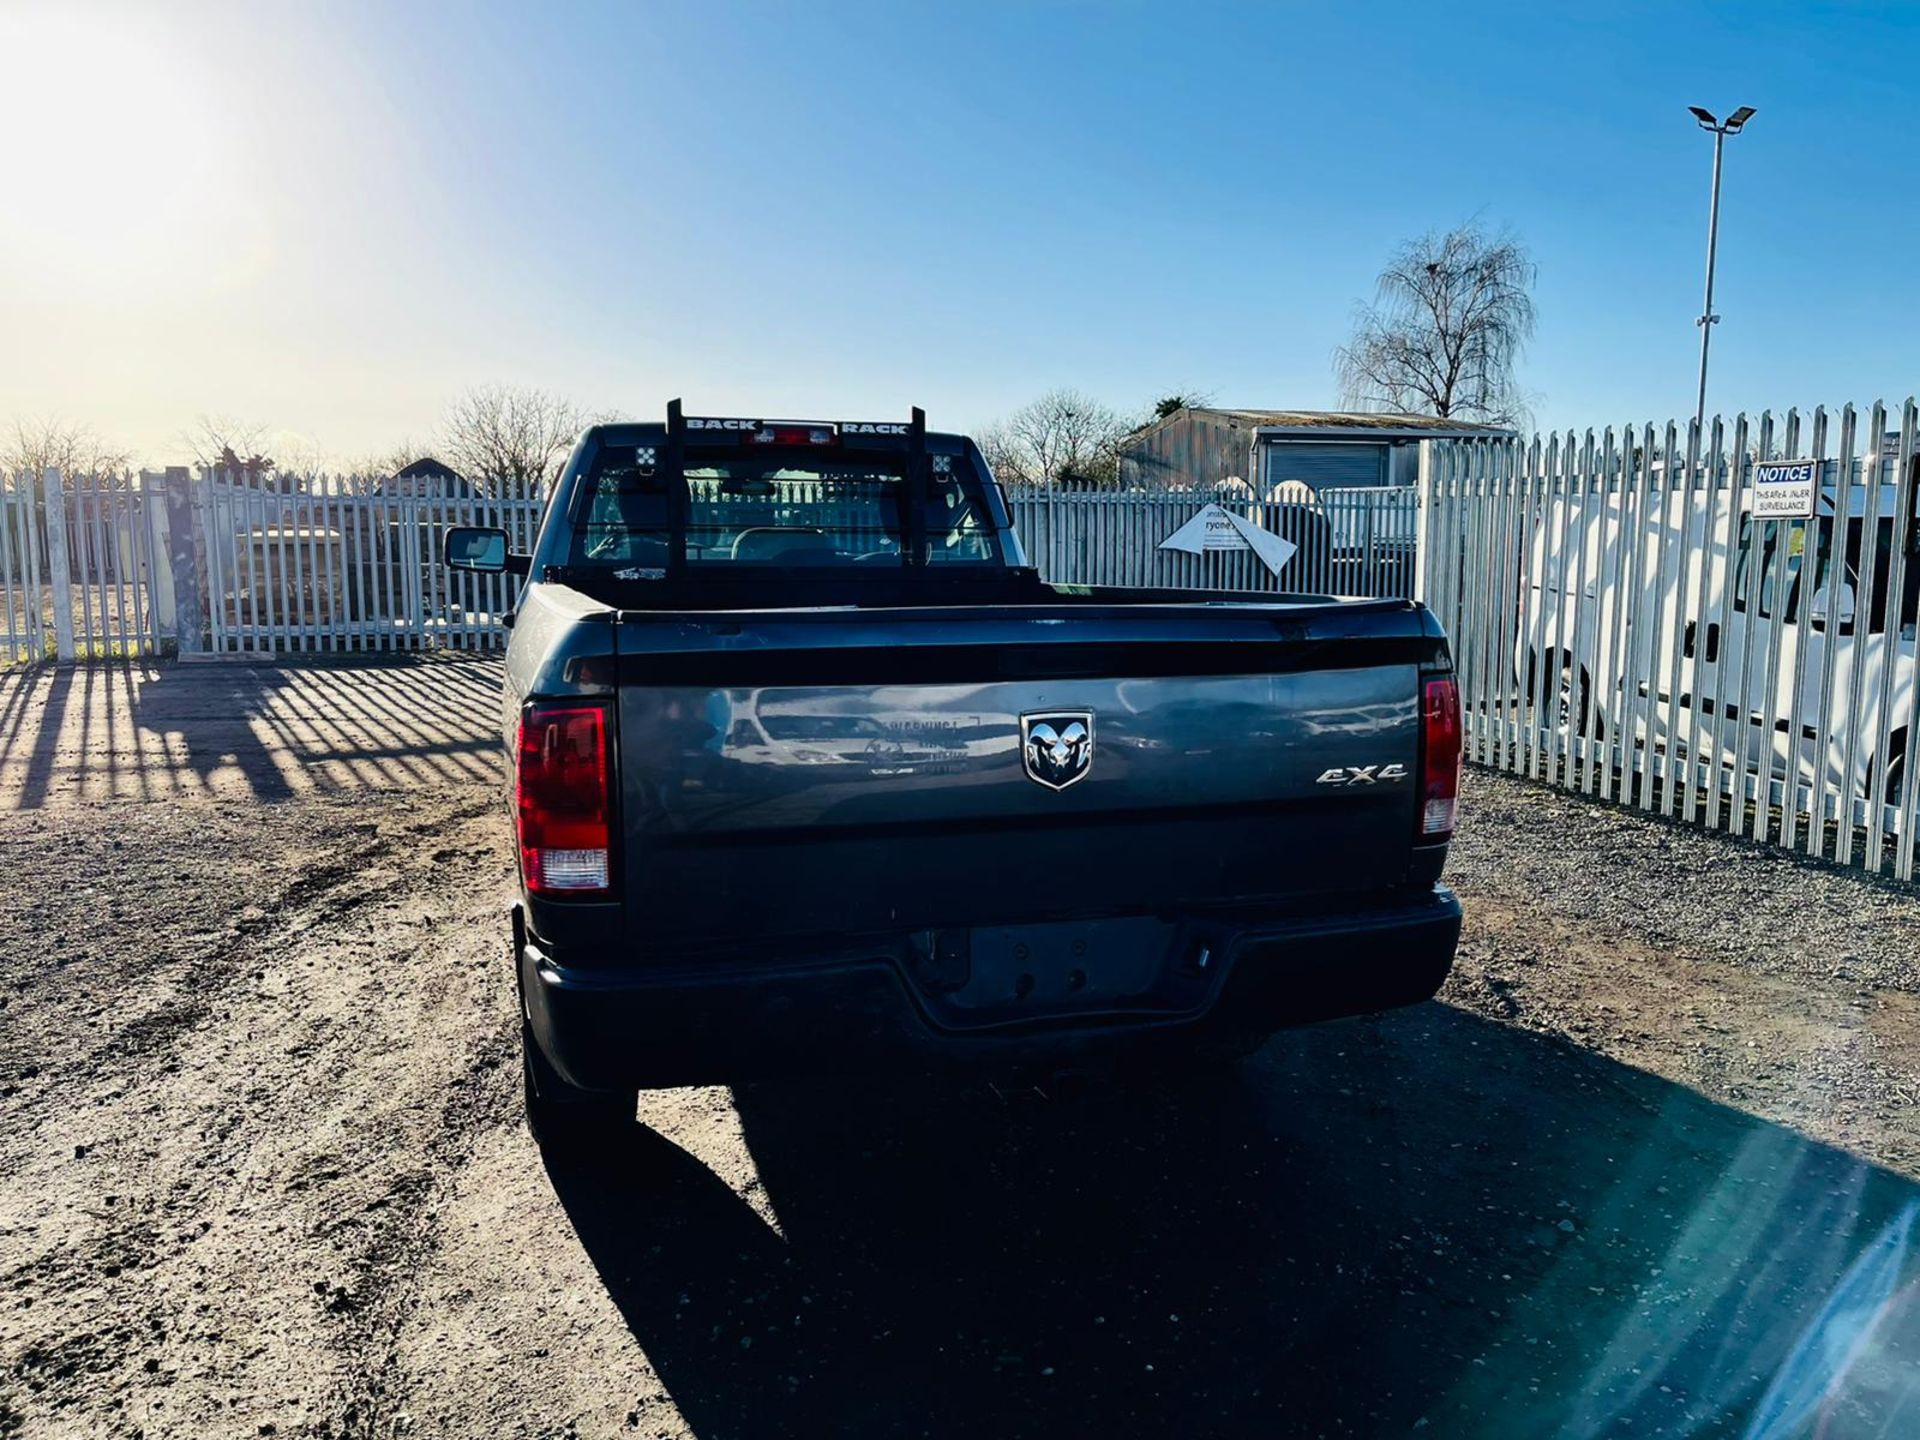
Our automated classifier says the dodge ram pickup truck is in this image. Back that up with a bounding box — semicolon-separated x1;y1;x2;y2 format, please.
444;403;1463;1151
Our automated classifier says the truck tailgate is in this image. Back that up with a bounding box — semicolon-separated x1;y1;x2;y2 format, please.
613;600;1444;947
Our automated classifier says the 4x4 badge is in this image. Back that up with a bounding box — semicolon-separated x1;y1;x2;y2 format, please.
1315;763;1409;786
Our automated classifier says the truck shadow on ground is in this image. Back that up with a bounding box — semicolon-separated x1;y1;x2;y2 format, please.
549;1001;1920;1439
0;656;502;807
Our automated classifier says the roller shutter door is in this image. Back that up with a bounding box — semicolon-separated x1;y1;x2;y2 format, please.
1262;442;1388;492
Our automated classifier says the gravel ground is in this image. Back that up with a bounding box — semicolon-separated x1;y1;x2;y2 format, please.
3;659;1920;1438
1445;773;1920;1179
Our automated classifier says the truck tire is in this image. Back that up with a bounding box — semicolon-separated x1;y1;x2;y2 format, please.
521;1021;635;1158
1866;740;1907;811
1549;652;1592;734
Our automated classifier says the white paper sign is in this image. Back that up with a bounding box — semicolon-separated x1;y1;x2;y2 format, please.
1751;460;1818;520
1159;503;1298;577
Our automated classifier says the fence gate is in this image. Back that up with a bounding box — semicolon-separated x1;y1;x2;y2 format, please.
63;474;164;659
195;479;544;654
1422;399;1920;882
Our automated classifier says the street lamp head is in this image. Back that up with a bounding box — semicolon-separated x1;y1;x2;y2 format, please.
1689;104;1756;134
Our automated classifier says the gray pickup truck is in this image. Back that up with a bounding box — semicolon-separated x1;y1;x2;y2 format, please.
445;404;1462;1151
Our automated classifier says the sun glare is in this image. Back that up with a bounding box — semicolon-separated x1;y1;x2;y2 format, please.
0;6;266;300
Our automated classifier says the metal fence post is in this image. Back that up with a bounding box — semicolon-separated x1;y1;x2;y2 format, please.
41;468;76;662
163;467;204;655
1413;441;1435;602
141;471;174;649
1045;482;1057;579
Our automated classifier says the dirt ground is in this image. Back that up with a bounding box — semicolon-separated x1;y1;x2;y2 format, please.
4;657;1920;1439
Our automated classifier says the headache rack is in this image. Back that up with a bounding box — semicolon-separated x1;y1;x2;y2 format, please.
660;399;933;575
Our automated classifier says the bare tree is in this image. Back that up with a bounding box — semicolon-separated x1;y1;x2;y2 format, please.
981;388;1133;487
1335;224;1536;426
439;385;590;494
340;439;440;480
184;415;277;481
273;433;329;480
974;422;1031;486
3;417;132;483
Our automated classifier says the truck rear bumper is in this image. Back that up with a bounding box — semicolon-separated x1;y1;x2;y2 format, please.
520;886;1462;1092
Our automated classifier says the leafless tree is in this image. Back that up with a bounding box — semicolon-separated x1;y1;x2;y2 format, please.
340;439;440;480
184;415;277;479
974;422;1030;486
980;388;1134;486
273;433;329;479
439;385;591;494
1335;224;1536;426
3;417;132;484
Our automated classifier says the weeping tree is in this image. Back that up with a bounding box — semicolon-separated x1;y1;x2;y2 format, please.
1335;224;1536;426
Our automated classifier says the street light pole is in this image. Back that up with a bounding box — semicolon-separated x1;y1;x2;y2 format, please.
1695;125;1725;433
1688;105;1756;435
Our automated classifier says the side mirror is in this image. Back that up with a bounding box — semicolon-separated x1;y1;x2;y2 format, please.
444;525;527;575
1810;579;1857;631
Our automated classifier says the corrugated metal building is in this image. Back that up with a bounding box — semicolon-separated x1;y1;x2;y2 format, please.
1119;408;1511;494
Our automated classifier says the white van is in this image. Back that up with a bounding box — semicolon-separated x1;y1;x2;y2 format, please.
1516;468;1918;819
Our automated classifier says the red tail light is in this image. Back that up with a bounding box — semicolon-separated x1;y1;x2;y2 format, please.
1419;675;1461;841
516;702;614;898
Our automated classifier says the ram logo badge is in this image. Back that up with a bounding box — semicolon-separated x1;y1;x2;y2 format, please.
1020;711;1094;791
1316;763;1409;787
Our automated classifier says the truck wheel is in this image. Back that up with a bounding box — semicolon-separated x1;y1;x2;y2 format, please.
1866;743;1907;811
1553;655;1592;734
521;1022;635;1158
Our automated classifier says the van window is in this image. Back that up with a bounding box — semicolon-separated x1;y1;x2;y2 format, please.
1732;515;1920;633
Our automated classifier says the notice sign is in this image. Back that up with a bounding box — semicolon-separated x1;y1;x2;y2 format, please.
1158;502;1297;577
1751;460;1819;519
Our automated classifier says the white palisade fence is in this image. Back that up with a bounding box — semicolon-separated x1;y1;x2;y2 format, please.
1006;483;1419;598
2;467;1425;670
0;470;164;665
1423;398;1920;881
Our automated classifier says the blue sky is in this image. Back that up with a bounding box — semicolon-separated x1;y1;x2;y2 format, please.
2;0;1916;462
